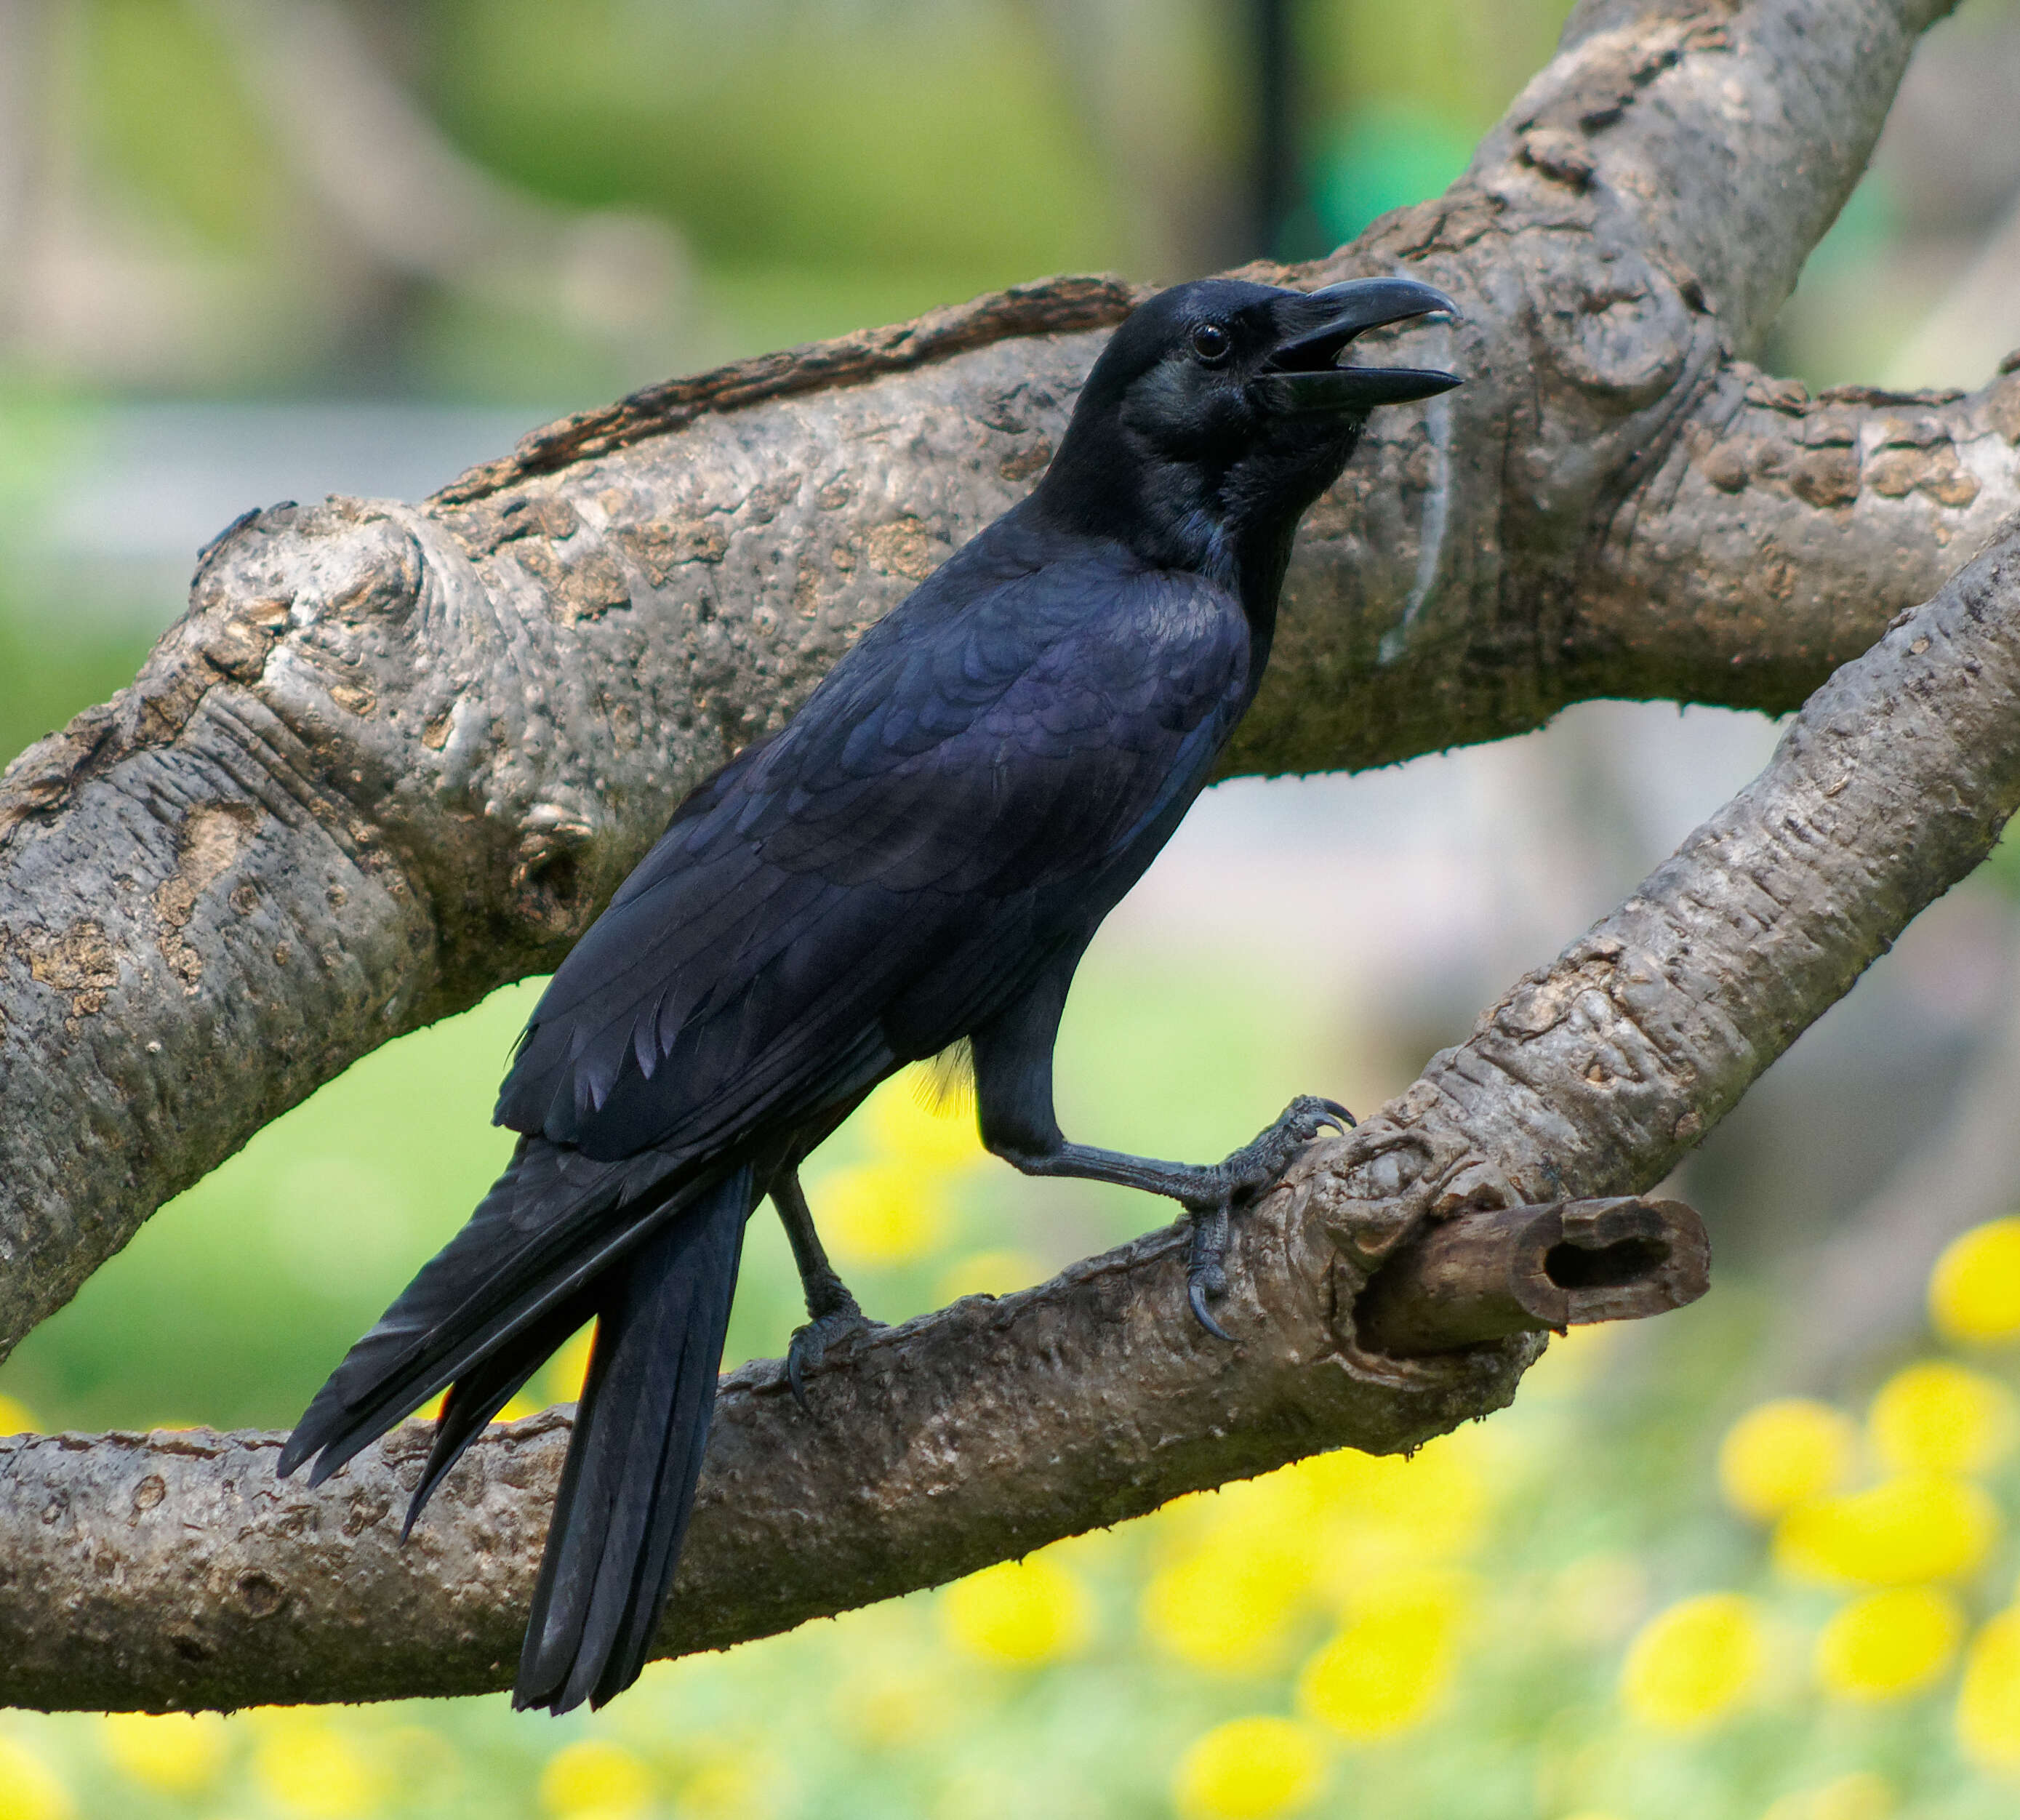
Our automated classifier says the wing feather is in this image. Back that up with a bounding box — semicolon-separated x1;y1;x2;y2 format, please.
496;513;1250;1162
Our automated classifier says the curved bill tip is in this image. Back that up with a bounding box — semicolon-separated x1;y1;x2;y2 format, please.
1262;276;1464;412
1298;276;1462;332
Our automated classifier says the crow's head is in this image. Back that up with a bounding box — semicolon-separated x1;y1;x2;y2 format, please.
1035;276;1460;595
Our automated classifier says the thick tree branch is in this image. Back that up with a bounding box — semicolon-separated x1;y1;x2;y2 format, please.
4;0;2016;1714
7;522;2018;1712
0;0;1977;1367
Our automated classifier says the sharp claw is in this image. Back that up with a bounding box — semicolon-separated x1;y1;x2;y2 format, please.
1188;1278;1235;1342
1318;1097;1356;1130
787;1347;811;1412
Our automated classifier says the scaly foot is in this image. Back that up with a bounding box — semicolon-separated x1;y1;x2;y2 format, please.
786;1295;886;1410
1185;1095;1354;1339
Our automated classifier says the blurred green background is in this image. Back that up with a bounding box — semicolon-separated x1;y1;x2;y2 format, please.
9;1;2020;1816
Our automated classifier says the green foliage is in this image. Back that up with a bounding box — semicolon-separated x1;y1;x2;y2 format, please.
81;0;289;252
422;0;1119;290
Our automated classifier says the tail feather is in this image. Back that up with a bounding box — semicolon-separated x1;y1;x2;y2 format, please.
401;1292;596;1542
278;1137;686;1486
514;1166;752;1713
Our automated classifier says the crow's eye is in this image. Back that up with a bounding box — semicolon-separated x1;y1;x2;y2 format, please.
1189;323;1231;365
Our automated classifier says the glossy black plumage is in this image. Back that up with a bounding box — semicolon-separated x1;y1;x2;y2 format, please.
280;274;1461;1712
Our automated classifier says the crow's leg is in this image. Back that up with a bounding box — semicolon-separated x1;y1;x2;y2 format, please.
971;963;1351;1339
773;1166;883;1408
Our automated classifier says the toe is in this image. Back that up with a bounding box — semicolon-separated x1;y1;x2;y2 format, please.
1188;1279;1235;1342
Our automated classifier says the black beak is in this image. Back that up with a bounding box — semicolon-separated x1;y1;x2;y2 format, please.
1259;277;1462;413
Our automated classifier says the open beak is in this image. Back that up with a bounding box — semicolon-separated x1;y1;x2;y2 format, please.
1259;277;1462;413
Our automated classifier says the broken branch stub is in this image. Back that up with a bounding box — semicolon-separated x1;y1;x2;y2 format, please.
1353;1197;1712;1358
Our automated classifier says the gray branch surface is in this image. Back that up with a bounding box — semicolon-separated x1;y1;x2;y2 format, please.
1;0;2015;1711
8;521;2020;1710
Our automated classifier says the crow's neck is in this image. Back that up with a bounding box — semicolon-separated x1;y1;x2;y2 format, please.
1033;417;1360;642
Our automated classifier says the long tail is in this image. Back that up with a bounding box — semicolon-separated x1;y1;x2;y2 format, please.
279;1137;691;1491
514;1164;751;1712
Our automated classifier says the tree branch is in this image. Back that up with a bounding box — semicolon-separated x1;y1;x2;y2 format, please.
7;517;2018;1712
4;0;2017;1713
0;0;1973;1366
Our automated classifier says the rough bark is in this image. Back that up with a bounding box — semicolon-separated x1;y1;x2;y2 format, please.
0;0;1984;1364
0;0;2013;1712
7;520;2019;1712
1353;1196;1710;1355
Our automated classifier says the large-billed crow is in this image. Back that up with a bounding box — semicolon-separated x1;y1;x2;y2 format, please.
280;275;1461;1712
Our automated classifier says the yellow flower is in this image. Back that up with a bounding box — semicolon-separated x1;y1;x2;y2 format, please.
1518;1321;1619;1396
1620;1592;1766;1732
1958;1607;2020;1770
1760;1772;1896;1820
873;1067;985;1166
814;1161;952;1266
538;1739;654;1819
941;1554;1091;1666
1814;1587;1963;1701
1172;1716;1327;1820
0;1397;36;1439
1869;1361;2017;1475
253;1715;388;1818
100;1711;229;1794
934;1249;1046;1303
833;1662;950;1749
1296;1571;1470;1741
1931;1216;2020;1344
541;1325;596;1406
1718;1398;1857;1521
0;1736;72;1820
1144;1539;1313;1674
1299;1435;1493;1597
1773;1473;2000;1586
680;1749;775;1820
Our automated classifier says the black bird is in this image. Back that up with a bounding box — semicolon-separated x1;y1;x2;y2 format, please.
279;274;1461;1713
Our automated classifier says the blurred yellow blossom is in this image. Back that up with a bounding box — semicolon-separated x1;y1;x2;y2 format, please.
1296;1571;1470;1741
100;1711;228;1794
538;1739;655;1818
1868;1361;2017;1475
541;1325;596;1406
0;1736;72;1820
833;1661;952;1749
942;1554;1091;1666
1172;1716;1327;1820
1144;1494;1322;1675
0;1398;36;1439
1144;1543;1310;1672
1773;1473;2000;1586
935;1248;1047;1303
1517;1321;1618;1397
1931;1216;2020;1344
870;1069;985;1169
1957;1607;2020;1770
1620;1592;1766;1732
1761;1771;1896;1820
681;1747;779;1820
1813;1586;1963;1700
1718;1398;1857;1521
817;1160;953;1266
1300;1435;1494;1599
252;1714;388;1817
